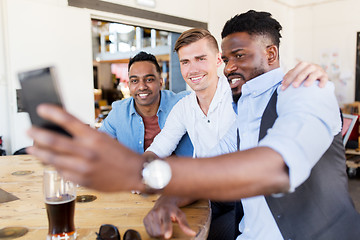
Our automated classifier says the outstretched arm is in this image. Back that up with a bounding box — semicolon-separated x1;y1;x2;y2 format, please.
27;104;289;199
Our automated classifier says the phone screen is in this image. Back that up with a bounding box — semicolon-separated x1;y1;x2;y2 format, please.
18;67;71;137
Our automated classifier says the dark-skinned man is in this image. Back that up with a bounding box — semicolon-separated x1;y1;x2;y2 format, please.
99;51;193;156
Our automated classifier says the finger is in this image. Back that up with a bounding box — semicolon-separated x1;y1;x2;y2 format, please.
302;70;323;87
37;104;91;137
173;210;196;236
291;63;327;88
27;126;96;160
281;69;294;90
60;169;91;187
27;145;92;176
291;64;317;88
163;212;173;239
26;145;56;165
143;214;157;237
282;62;308;90
27;146;88;186
143;215;155;237
302;67;327;88
317;75;328;88
144;212;165;238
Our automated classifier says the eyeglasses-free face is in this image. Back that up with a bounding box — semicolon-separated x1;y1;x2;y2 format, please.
96;224;141;240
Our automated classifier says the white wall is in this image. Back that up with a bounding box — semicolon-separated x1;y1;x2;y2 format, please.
103;0;210;23
0;0;10;153
294;0;360;106
1;0;94;153
264;1;295;71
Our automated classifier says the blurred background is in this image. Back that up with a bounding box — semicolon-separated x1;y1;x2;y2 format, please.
0;0;359;155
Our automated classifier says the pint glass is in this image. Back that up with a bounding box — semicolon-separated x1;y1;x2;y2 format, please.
43;169;77;240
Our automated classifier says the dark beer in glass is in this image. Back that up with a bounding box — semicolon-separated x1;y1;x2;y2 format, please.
44;169;77;240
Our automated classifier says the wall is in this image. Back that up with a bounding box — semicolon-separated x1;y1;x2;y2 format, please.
264;1;295;71
1;0;94;153
102;0;210;23
294;0;360;105
0;0;10;153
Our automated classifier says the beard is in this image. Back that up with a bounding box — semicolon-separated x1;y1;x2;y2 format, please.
247;67;266;81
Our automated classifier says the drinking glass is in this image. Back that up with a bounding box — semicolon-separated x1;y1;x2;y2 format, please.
43;169;77;240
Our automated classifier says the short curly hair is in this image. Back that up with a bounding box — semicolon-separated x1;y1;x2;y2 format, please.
128;51;161;74
221;10;282;48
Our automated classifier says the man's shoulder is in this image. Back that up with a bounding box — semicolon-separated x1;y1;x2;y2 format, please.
111;97;133;110
278;81;335;99
160;90;192;108
161;90;190;99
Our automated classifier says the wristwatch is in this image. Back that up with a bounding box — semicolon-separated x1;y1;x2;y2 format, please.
141;158;172;193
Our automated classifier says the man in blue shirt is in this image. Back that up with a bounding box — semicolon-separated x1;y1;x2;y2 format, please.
217;10;359;239
99;51;193;156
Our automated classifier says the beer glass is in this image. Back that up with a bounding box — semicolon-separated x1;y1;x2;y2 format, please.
43;169;77;240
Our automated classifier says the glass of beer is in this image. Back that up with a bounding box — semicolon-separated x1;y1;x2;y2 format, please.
43;169;77;240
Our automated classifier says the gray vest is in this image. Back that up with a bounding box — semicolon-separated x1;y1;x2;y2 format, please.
260;90;360;240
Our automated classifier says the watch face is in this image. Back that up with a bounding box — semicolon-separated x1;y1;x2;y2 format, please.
142;159;172;190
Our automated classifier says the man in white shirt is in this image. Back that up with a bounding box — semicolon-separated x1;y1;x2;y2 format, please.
144;28;238;240
145;29;236;159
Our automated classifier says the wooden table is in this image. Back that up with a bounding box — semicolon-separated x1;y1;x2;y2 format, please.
0;155;211;239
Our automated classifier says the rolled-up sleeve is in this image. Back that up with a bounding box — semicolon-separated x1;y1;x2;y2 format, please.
258;82;342;192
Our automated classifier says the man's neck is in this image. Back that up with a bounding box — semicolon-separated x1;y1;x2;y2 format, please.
136;105;158;118
196;78;218;116
135;98;160;118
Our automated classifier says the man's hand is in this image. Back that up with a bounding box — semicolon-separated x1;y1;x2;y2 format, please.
281;62;328;90
143;196;196;239
26;104;144;192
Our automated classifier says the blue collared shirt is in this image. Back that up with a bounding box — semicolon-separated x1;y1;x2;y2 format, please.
215;68;342;240
99;90;193;156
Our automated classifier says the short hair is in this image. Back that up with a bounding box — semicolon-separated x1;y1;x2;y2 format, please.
221;10;282;48
174;28;219;53
128;51;161;74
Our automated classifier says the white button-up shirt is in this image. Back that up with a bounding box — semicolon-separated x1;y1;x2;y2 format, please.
147;75;236;158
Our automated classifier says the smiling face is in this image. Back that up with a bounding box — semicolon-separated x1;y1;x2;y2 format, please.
178;38;222;94
221;32;278;95
128;61;163;109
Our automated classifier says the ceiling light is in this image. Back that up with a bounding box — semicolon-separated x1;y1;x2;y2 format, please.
135;0;156;8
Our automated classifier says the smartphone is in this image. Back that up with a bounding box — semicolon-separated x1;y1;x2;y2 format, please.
18;66;72;137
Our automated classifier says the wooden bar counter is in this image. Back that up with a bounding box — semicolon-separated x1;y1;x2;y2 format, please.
0;155;211;239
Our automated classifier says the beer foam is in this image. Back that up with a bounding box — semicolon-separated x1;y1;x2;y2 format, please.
45;194;75;204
